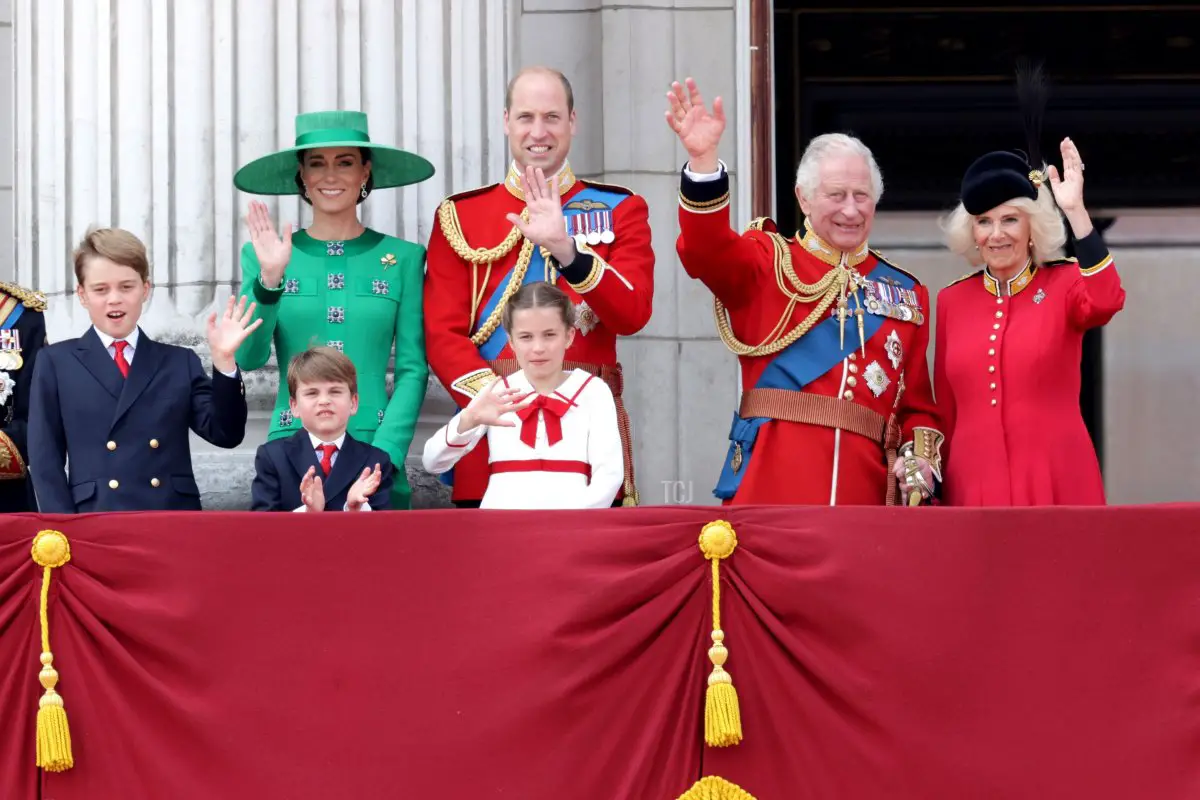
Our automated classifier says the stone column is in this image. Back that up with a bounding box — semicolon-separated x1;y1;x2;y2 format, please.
14;0;509;507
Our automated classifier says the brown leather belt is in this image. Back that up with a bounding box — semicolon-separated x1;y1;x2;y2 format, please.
739;387;904;505
488;358;638;505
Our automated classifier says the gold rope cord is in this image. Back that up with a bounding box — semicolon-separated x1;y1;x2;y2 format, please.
714;232;846;357
469;239;535;346
437;199;537;346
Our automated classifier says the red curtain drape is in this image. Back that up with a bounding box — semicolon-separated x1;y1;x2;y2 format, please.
3;506;1200;799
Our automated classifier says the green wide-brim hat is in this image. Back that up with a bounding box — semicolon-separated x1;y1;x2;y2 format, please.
233;110;435;195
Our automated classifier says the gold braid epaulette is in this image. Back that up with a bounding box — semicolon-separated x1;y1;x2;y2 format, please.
0;282;47;312
436;199;535;346
714;232;846;357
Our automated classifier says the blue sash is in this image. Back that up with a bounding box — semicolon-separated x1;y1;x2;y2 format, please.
1;302;24;330
713;258;918;499
442;186;630;488
473;186;629;360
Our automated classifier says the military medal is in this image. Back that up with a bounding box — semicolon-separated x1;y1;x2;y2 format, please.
0;330;22;370
574;301;598;335
863;361;890;397
864;278;924;325
885;329;903;370
566;209;615;248
1033;288;1046;304
586;212;602;246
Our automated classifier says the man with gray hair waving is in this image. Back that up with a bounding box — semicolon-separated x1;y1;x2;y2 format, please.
666;77;943;506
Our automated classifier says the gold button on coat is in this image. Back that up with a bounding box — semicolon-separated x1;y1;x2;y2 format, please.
106;441;117;451
151;478;161;488
149;439;160;448
843;390;854;400
108;479;119;490
846;376;858;388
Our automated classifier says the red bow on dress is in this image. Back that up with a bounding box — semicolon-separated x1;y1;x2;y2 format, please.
516;394;572;448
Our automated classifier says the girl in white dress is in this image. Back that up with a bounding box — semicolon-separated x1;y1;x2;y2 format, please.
422;282;623;509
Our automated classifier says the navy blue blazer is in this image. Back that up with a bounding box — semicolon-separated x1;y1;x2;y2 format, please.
28;327;247;513
250;430;393;511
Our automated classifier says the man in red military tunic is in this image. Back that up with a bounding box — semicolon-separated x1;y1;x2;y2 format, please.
666;77;941;505
425;66;654;507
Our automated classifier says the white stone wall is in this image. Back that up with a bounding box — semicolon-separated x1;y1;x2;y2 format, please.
15;0;510;340
0;0;13;272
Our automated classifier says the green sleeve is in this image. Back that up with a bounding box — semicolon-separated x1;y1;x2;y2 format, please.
373;244;430;507
235;242;284;371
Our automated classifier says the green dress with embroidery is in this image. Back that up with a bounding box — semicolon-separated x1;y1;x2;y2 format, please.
235;229;427;508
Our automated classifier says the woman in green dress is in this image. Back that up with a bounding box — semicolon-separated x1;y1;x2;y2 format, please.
234;110;433;508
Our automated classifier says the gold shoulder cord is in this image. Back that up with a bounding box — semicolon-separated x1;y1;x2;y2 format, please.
436;200;533;346
714;232;846;357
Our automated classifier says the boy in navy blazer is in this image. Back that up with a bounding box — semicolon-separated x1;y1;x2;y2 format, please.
29;227;260;512
251;346;392;512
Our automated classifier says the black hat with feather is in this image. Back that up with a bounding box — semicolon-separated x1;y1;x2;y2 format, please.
960;61;1049;215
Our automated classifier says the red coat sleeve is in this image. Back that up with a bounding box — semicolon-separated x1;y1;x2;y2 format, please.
675;166;771;309
897;283;942;445
556;193;655;336
1066;230;1125;330
933;286;957;466
423;203;496;407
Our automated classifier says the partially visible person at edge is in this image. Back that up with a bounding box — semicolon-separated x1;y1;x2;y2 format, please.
935;135;1123;505
232;111;433;509
0;280;48;512
666;76;942;506
423;65;654;508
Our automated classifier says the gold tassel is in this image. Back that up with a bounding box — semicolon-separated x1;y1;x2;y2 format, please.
698;520;743;747
31;529;74;772
676;775;758;800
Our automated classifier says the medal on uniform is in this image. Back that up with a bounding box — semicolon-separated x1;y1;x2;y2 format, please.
864;278;923;325
1033;288;1046;304
565;204;615;248
0;330;22;370
586;212;602;246
863;361;891;397
885;329;903;370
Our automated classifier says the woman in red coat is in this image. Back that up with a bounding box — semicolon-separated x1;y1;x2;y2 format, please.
934;138;1124;505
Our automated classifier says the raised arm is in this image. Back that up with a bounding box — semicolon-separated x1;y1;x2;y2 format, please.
1049;137;1125;329
235;202;292;371
667;77;769;308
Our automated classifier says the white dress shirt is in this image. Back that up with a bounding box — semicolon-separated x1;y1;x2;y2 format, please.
293;431;373;512
93;326;239;377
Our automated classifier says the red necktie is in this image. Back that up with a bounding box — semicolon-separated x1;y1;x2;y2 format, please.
515;395;571;448
318;443;337;477
113;340;130;378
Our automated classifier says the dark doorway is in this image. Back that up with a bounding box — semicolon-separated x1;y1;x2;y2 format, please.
769;2;1200;466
